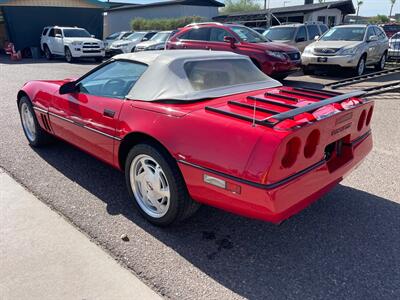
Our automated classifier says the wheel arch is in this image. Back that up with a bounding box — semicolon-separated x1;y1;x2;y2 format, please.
17;90;30;107
118;131;176;171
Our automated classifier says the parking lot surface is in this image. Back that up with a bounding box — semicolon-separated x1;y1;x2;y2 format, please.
1;58;399;299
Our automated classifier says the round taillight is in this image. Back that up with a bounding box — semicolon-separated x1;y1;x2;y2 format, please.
304;129;320;158
366;106;374;126
357;110;366;131
282;137;301;168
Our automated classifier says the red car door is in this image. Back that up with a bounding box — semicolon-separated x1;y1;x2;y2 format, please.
49;60;148;165
50;92;122;165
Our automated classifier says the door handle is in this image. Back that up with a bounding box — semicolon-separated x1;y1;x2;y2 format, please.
103;109;115;118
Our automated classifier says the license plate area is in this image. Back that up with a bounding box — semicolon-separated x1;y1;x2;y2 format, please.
324;135;353;172
317;57;328;62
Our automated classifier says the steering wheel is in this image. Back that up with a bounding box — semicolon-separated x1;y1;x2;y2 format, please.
101;78;126;97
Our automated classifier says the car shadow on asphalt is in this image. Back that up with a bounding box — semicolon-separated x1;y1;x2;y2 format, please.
0;55;99;65
32;141;400;299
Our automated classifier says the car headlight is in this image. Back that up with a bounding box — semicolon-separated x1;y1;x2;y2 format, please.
340;47;360;55
71;41;83;46
266;50;287;60
303;47;313;55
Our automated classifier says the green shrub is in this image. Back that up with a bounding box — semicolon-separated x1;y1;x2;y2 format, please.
131;16;204;31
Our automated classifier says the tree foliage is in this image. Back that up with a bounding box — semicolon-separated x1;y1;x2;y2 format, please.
131;16;204;31
221;0;261;13
370;14;390;23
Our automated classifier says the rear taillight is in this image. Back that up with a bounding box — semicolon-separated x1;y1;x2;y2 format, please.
304;129;320;158
282;137;301;168
357;110;366;131
366;106;374;126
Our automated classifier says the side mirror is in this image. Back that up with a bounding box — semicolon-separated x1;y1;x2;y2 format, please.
142;37;149;41
59;81;77;95
91;34;95;38
368;35;378;42
223;36;236;48
314;35;320;41
55;34;62;38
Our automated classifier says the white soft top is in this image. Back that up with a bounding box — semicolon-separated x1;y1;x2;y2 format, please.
113;50;281;101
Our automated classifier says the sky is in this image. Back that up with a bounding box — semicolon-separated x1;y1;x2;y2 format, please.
105;0;399;17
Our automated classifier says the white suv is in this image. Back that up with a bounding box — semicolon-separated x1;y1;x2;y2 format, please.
40;26;105;63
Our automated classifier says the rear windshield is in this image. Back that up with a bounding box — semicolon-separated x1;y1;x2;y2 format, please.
320;27;366;41
264;27;296;40
184;59;268;91
63;29;91;38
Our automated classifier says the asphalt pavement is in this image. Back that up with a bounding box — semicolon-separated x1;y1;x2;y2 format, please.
0;57;399;299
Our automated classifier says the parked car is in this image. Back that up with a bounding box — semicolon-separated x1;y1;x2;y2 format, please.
166;23;301;80
107;31;157;55
135;30;177;52
17;50;373;226
302;24;389;76
104;31;133;50
264;22;329;52
41;26;105;63
388;32;400;61
379;23;400;38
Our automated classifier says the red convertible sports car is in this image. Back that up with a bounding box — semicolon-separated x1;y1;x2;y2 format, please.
17;50;373;226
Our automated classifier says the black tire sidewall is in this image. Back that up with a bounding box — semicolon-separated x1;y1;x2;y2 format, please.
356;56;366;76
65;48;73;63
44;46;52;60
125;143;183;226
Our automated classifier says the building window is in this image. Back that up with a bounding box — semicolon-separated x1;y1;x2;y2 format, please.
317;16;326;24
328;16;336;27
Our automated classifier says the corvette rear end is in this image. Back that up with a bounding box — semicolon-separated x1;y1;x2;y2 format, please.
179;87;373;223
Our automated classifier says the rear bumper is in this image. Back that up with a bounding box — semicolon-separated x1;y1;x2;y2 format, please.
179;131;372;223
388;48;400;59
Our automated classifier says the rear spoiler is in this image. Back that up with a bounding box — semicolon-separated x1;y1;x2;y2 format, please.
205;90;367;128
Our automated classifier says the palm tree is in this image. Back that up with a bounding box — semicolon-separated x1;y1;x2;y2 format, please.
389;0;396;18
356;1;364;22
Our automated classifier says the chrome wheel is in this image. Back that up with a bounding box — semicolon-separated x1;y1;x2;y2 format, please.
130;154;170;218
357;58;365;76
20;102;36;142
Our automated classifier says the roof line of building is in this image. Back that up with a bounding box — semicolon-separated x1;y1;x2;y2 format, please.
0;0;109;8
106;0;224;12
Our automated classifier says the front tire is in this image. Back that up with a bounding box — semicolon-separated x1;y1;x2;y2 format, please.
375;52;386;71
18;96;53;147
65;47;74;63
125;143;200;226
353;55;366;76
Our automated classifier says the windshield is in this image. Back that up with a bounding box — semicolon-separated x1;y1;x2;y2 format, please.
184;59;268;91
264;27;296;40
63;29;91;38
320;27;366;41
150;32;171;43
126;32;146;41
229;26;269;43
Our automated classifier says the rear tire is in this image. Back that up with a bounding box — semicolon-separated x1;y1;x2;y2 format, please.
125;142;200;226
44;45;52;60
18;96;53;147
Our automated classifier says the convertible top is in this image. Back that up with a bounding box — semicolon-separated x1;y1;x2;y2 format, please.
113;50;281;101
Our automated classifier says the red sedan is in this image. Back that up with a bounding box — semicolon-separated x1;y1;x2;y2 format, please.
17;50;373;226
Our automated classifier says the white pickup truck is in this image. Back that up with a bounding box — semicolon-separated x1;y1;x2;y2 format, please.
40;26;105;63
